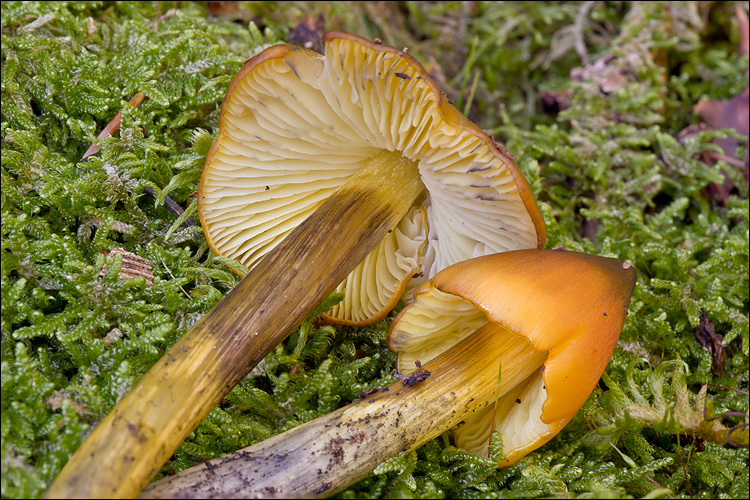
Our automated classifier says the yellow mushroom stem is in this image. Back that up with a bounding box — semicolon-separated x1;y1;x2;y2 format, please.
45;150;423;499
140;321;548;499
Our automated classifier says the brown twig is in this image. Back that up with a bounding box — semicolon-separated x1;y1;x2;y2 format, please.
675;435;694;499
645;476;675;499
142;186;197;228
704;384;750;448
82;92;198;229
82;92;145;159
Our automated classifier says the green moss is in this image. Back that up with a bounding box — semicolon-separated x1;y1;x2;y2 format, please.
2;1;748;499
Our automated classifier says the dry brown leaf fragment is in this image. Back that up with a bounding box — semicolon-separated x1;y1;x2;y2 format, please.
695;310;726;377
539;89;572;115
692;88;749;202
87;216;134;234
737;3;749;58
103;327;124;347
206;1;256;22
680;4;750;204
47;390;88;416
19;13;56;33
570;52;637;95
99;247;153;286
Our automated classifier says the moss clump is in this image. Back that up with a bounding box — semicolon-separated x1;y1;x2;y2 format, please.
2;2;747;499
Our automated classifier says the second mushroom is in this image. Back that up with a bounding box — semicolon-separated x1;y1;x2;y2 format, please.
141;249;637;498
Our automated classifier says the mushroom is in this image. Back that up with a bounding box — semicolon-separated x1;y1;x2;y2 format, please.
46;33;544;498
141;249;637;499
199;32;546;324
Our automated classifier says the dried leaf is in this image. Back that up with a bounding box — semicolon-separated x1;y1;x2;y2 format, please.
206;1;256;22
47;390;87;416
678;5;750;204
99;247;154;286
539;89;572;115
570;52;641;96
695;310;726;377
103;327;124;347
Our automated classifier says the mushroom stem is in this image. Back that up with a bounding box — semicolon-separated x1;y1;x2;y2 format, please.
45;150;423;499
140;322;547;499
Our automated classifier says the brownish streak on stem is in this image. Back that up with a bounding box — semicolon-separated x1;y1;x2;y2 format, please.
141;323;547;499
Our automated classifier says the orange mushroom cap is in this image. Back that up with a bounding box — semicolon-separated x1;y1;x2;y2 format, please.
388;249;636;466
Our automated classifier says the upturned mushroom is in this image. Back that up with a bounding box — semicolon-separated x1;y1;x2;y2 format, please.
141;249;637;499
199;32;546;324
47;33;544;498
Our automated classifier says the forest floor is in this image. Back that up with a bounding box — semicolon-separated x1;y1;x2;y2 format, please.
2;2;748;498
